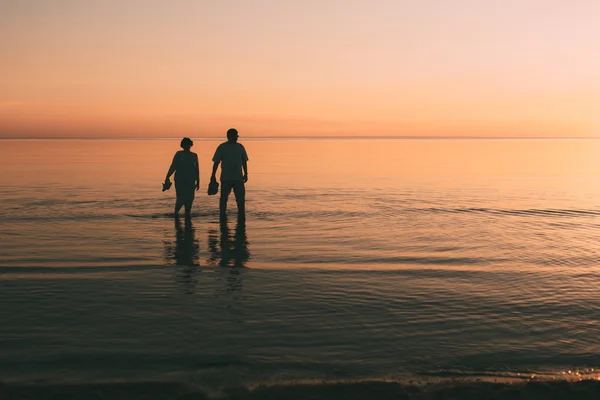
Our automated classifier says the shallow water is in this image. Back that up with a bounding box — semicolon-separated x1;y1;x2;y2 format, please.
1;138;600;388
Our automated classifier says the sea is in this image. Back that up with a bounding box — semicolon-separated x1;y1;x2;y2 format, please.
1;138;600;398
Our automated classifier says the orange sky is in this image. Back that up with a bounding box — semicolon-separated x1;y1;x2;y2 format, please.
1;1;599;138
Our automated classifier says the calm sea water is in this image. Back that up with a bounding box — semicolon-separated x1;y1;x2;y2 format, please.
1;138;600;388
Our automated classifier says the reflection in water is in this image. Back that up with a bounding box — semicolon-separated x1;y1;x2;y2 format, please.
164;217;200;293
207;214;250;292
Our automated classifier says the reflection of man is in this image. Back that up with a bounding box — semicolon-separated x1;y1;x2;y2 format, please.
226;215;250;268
210;128;249;217
207;214;250;268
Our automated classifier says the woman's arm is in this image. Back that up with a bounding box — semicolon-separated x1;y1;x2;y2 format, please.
165;153;177;181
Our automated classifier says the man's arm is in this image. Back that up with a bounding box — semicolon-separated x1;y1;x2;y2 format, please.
211;161;219;181
195;154;200;189
242;146;248;183
211;146;221;181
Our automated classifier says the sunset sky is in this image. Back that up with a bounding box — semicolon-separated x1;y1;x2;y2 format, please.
1;0;599;138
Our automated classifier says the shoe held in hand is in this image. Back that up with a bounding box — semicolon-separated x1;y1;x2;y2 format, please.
207;180;219;195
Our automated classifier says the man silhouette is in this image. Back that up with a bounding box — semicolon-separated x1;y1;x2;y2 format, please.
211;128;249;217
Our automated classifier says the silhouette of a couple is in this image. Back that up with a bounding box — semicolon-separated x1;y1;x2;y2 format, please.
164;128;248;219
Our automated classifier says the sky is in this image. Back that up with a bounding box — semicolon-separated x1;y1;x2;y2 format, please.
1;0;599;138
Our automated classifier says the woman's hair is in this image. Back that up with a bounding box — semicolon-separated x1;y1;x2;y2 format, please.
180;137;193;149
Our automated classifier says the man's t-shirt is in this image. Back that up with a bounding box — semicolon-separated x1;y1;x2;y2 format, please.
212;142;249;181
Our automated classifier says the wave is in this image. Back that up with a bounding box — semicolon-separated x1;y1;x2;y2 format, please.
407;207;600;218
125;211;217;219
3;201;600;223
276;255;505;266
0;211;217;222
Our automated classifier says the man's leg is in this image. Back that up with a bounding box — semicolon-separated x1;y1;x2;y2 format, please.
232;181;246;216
220;181;233;216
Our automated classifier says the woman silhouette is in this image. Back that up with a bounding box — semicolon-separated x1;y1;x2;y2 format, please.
165;138;200;218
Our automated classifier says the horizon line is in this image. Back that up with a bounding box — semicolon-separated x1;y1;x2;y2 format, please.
0;135;599;141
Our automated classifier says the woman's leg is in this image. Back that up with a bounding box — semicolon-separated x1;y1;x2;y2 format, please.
175;199;184;216
182;180;195;218
184;201;192;218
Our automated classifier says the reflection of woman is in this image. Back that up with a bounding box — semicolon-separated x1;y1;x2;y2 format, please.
171;217;200;266
165;138;200;218
164;217;200;294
